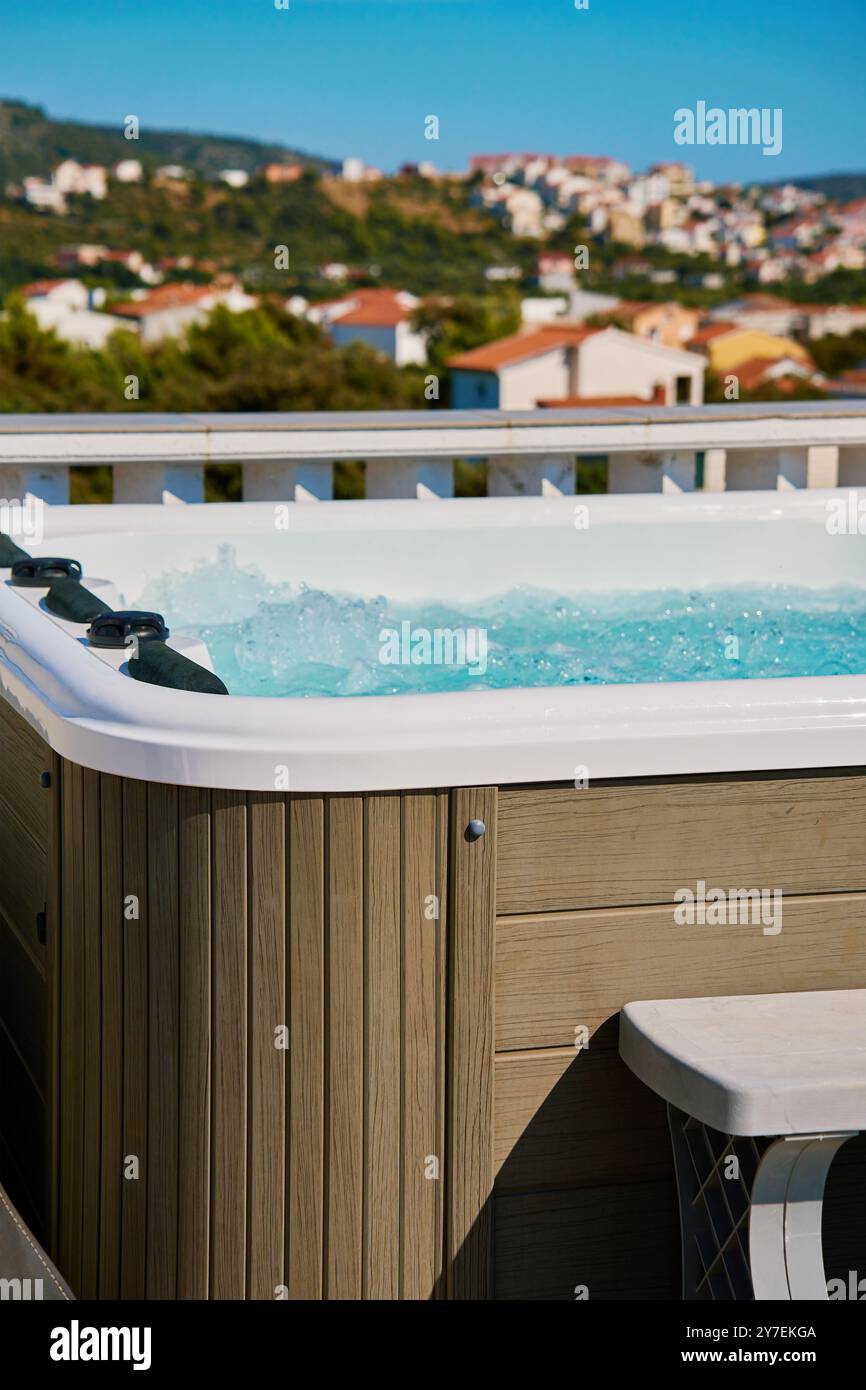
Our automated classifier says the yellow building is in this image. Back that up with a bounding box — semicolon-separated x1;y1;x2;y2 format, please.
696;325;812;374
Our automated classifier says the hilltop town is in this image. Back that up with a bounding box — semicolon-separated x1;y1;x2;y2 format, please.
4;103;866;413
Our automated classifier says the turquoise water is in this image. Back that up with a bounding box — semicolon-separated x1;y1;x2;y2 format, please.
136;552;866;698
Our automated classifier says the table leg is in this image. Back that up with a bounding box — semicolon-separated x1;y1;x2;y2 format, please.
749;1133;857;1300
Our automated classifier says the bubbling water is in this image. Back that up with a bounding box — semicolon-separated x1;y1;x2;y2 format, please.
135;550;866;698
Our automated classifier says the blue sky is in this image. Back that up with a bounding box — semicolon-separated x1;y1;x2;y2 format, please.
2;0;864;180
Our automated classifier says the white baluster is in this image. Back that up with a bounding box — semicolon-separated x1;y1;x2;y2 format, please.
806;445;839;488
486;454;575;496
114;463;205;504
701;448;727;492
0;464;70;505
242;459;333;502
365;457;453;499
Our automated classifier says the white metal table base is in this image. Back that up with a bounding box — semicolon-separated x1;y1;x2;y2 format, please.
668;1105;858;1301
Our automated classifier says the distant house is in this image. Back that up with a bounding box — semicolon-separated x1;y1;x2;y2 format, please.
56;244;109;268
154;165;189;185
23;177;66;213
503;187;544;238
732;355;821;394
835;198;866;241
599;301;701;349
605;207;646;249
111;281;257;344
709;295;806;338
19;279;131;349
448;325;705;409
804;241;866;280
262;162;303;184
53;160;107;199
219;169;249;189
690;324;813;376
536;251;576;292
112;159;143;183
803;304;866;339
303;288;427;366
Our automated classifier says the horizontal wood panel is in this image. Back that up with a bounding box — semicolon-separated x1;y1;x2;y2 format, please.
0;1020;46;1223
0;803;47;965
496;893;866;1051
0;913;47;1095
494;1180;679;1300
0;696;51;851
498;773;866;914
494;1048;670;1194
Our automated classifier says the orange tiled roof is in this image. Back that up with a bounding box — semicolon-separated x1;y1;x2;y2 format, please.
689;321;738;345
111;283;216;318
320;287;417;327
448;325;601;372
18;278;73;298
735;355;814;392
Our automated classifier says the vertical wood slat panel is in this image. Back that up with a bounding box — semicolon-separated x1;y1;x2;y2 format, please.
325;797;364;1299
79;769;102;1300
58;760;84;1293
363;795;401;1299
210;791;247;1298
177;787;212;1299
401;794;441;1299
287;798;324;1298
47;751;62;1265
146;783;179;1298
120;778;148;1300
447;786;497;1300
247;792;286;1299
434;791;448;1299
98;774;124;1299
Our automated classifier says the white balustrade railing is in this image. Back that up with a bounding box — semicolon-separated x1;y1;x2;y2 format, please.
1;404;866;503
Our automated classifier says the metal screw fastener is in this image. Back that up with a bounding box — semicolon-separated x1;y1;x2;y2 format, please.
465;819;486;842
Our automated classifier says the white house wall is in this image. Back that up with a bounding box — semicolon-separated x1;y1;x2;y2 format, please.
577;333;704;404
497;348;572;409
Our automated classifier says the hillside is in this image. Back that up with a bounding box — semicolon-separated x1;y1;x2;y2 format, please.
0;170;540;300
0;98;334;184
765;171;866;202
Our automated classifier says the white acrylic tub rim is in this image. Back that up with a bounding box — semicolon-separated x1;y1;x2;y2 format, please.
2;491;866;792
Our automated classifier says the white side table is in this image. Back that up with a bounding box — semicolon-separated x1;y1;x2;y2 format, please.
619;989;866;1301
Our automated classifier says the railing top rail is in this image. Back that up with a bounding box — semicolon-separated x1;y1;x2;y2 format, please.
2;403;866;469
2;401;866;435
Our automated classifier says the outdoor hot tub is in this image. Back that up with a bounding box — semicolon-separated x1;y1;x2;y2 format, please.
1;490;866;1300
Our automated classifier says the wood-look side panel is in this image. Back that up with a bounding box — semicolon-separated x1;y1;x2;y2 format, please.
0;1022;46;1232
0;696;51;849
0;912;47;1095
58;760;84;1294
98;774;124;1299
447;786;497;1300
497;774;866;914
79;770;102;1300
287;798;324;1299
401;793;441;1300
247;792;286;1300
120;778;148;1300
494;1181;679;1300
325;797;364;1299
434;791;448;1299
363;795;401;1300
494;1049;671;1194
210;791;247;1299
496;894;866;1052
146;783;179;1299
177;787;212;1299
0;793;47;966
